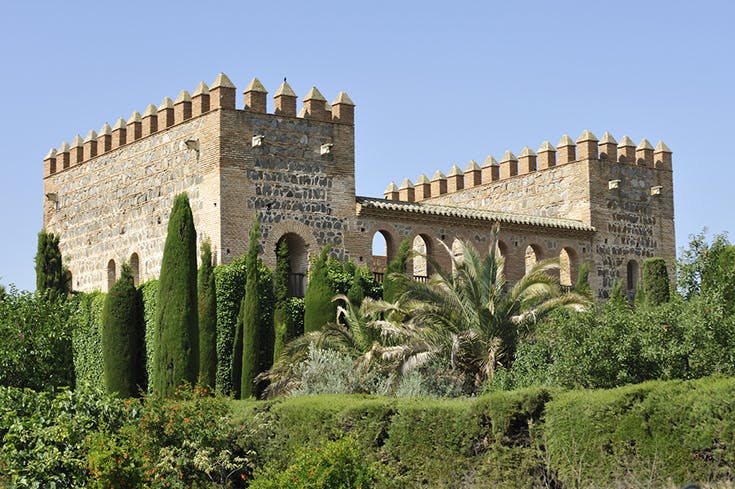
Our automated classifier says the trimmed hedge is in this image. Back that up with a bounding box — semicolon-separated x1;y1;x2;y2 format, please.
213;258;247;395
72;292;106;387
139;280;159;392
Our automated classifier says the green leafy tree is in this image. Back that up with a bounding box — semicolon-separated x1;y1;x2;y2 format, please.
346;267;366;306
198;240;217;389
35;229;70;299
383;238;411;303
233;219;275;399
154;193;199;397
304;247;336;333
102;263;145;397
641;257;670;306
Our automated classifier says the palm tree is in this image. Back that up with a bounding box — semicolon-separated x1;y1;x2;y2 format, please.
396;225;589;388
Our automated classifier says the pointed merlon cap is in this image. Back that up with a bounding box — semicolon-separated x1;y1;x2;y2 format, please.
158;97;174;110
58;141;70;152
618;135;635;147
431;170;446;180
465;160;480;172
99;122;112;135
482;155;499;167
557;134;575;147
600;131;617;145
84;129;98;142
112;118;126;130
519;146;536;157
448;164;463;176
193;81;210;96
44;148;57;160
332;91;355;106
655;140;672;153
577;129;598;143
384;181;398;193
538;141;556;152
244;77;267;93
637;138;653;150
399;178;414;189
211;72;235;89
71;134;84;148
175;90;191;103
500;150;517;162
275;80;296;97
143;104;157;118
416;173;430;184
127;111;142;123
303;86;326;102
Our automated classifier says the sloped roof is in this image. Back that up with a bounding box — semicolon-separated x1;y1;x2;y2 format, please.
355;196;595;232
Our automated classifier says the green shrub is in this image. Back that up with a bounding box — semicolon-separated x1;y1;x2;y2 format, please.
214;257;247;395
140;279;159;391
304;247;335;333
642;257;670;306
154;193;199;396
102;264;145;397
249;436;378;489
198;240;218;388
543;376;735;487
382;238;411;303
72;291;106;387
35;229;70;298
0;287;76;390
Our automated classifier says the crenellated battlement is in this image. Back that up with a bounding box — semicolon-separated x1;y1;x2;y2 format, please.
383;130;672;202
43;73;355;178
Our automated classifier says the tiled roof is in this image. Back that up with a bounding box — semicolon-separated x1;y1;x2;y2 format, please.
356;196;595;232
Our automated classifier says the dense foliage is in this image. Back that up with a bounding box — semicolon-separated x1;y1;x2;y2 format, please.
642;256;671;306
0;287;75;390
304;247;335;333
198;240;218;388
382;238;411;303
34;229;69;298
214;257;247;394
273;240;292;361
155;193;199;396
101;263;145;397
72;291;106;387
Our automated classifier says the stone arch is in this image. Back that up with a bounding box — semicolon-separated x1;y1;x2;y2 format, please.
451;238;464;273
276;232;309;297
627;259;639;292
524;244;543;275
412;233;433;279
263;219;319;270
371;229;395;277
130;252;140;287
107;259;116;292
559;247;578;288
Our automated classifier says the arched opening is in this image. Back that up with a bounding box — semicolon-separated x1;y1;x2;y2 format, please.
277;233;309;297
130;253;140;287
107;259;116;292
371;230;393;282
627;259;639;292
451;238;464;273
412;234;432;281
559;247;578;288
524;244;542;275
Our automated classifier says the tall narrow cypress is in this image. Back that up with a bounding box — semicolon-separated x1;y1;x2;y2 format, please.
273;240;291;361
303;247;335;333
238;219;265;398
198;240;217;389
102;263;145;397
642;257;670;306
35;229;69;299
154;193;198;396
382;238;412;303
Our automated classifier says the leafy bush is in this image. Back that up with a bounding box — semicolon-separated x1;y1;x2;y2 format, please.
249;437;378;489
72;291;106;387
35;229;70;299
304;247;335;333
214;257;247;395
140;279;159;391
642;257;671;306
0;287;76;390
382;238;411;303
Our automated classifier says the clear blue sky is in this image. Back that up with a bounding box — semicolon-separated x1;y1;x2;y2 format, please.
1;1;733;291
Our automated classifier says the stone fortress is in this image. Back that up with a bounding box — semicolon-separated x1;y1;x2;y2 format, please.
42;73;675;299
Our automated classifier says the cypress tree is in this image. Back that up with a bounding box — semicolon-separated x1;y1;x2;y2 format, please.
154;193;198;397
303;246;336;333
102;263;145;397
273;240;291;361
198;240;217;389
382;238;412;303
642;257;670;306
236;219;275;398
573;262;591;297
35;229;69;299
609;279;625;307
